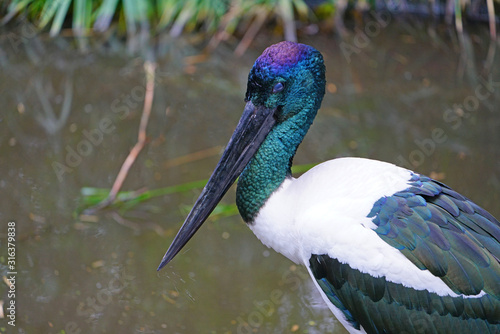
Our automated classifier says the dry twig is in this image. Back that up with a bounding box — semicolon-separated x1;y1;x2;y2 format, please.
84;61;157;213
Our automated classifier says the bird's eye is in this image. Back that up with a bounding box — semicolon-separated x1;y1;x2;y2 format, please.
272;82;284;93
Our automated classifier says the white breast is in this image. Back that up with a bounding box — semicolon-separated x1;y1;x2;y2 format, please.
249;157;462;297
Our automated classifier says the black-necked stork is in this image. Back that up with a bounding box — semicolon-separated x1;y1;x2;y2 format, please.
158;41;500;333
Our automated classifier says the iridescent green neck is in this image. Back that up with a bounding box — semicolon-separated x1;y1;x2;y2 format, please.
236;42;325;223
236;104;319;223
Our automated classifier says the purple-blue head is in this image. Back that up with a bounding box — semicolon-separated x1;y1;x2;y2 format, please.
252;41;317;77
245;41;325;114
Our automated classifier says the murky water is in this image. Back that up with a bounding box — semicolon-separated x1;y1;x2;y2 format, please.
1;18;499;334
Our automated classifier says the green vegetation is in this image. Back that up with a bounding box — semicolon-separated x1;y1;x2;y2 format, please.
2;0;497;45
78;163;317;215
2;0;317;42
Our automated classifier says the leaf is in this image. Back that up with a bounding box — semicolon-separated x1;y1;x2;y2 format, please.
49;0;71;37
94;0;120;32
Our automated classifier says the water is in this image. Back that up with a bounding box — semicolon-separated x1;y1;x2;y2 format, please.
1;19;499;334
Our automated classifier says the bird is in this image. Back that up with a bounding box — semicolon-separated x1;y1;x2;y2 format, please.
157;41;500;333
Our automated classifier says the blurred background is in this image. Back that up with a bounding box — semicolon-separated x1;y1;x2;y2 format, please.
0;0;499;333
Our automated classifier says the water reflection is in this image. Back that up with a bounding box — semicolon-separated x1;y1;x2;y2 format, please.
1;21;499;334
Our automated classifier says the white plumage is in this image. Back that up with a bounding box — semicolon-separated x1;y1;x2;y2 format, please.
251;157;477;298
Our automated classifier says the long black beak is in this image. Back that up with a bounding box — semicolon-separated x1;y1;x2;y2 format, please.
157;101;277;270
